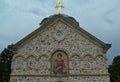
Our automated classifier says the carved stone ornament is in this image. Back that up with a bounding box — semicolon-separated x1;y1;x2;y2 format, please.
54;30;65;41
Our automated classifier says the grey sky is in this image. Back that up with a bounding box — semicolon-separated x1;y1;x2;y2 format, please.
0;0;120;64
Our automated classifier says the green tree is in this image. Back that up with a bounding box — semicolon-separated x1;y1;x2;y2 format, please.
108;56;120;82
0;44;14;82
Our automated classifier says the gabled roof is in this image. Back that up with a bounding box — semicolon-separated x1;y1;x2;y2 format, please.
13;14;111;53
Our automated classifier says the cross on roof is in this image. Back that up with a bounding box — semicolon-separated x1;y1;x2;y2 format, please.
55;1;64;14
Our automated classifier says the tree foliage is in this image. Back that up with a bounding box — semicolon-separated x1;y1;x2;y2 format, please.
108;56;120;82
0;44;14;82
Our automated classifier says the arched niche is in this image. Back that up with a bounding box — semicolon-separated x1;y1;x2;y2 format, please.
12;54;25;61
13;56;25;73
95;55;107;73
26;55;37;73
51;50;69;76
95;55;106;67
38;55;50;74
82;55;94;61
69;55;81;74
81;55;95;74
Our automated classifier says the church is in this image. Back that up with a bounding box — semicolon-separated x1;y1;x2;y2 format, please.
10;1;111;82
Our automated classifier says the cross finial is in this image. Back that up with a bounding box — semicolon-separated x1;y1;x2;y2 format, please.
55;1;64;14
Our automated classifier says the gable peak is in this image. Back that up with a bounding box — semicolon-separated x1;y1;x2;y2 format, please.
40;14;79;26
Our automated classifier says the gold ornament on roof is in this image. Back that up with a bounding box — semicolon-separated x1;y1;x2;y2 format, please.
55;1;64;14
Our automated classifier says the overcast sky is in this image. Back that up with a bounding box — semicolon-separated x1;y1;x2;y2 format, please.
0;0;120;64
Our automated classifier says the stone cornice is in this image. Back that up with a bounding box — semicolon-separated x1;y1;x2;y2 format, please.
11;73;110;77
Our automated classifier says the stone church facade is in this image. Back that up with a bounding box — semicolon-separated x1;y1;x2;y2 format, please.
10;14;111;82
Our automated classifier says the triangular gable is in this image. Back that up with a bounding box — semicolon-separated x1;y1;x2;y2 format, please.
13;14;111;52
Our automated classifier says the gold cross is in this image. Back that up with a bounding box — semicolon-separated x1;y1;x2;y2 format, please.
55;1;64;14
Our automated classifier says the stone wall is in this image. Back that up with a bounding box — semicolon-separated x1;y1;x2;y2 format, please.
10;21;109;82
10;76;110;82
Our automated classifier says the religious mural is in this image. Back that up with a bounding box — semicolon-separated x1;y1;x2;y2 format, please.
51;51;68;76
